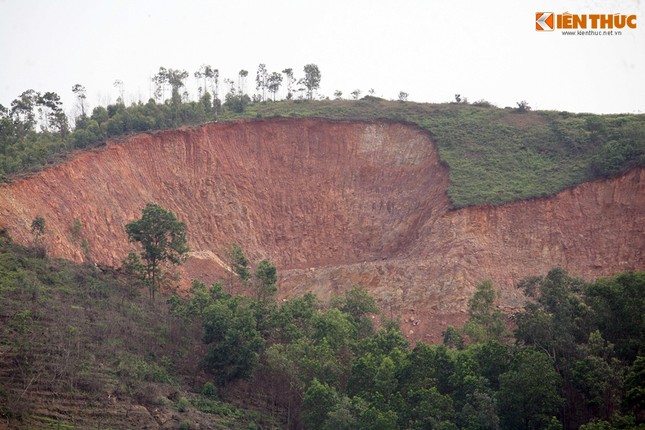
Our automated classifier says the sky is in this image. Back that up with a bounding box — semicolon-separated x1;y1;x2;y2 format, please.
1;0;644;115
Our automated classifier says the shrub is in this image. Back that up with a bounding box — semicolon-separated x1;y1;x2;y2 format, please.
177;396;189;413
516;100;532;113
202;382;217;399
472;99;495;108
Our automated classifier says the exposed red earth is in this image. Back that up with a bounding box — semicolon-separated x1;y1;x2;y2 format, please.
1;118;643;341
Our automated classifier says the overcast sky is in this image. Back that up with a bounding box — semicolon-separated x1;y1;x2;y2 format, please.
1;0;644;115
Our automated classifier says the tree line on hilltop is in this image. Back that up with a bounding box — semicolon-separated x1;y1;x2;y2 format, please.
2;62;643;206
0;63;325;179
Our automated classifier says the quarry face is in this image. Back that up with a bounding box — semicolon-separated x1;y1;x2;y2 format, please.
1;118;643;341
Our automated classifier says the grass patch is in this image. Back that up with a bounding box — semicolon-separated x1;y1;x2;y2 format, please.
190;395;276;429
30;416;77;429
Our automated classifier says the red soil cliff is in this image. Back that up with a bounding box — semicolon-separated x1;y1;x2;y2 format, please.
1;119;643;341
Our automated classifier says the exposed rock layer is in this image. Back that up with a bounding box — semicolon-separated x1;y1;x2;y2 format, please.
1;119;643;341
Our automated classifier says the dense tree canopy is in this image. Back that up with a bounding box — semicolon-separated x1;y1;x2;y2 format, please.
159;250;645;430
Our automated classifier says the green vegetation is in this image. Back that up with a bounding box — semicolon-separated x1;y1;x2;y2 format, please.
0;229;643;429
29;215;46;257
124;203;189;301
0;231;276;429
241;100;645;207
2;65;644;207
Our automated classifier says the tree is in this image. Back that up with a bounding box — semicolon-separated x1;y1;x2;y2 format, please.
312;308;355;353
71;84;87;118
301;64;321;100
270;293;318;343
199;90;212;112
337;285;378;338
402;386;457;429
194;64;219;105
323;395;358;430
0;104;13;154
226;245;279;344
255;258;277;301
256;63;268;102
30;215;46;256
153;67;188;103
167;69;189;102
125;203;188;301
282;68;294;99
69;218;91;261
224;90;249;113
351;89;361;100
443;326;465;349
515;268;591;368
267;72;283;101
623;355;645;420
338;286;378;322
153;67;169;101
584;272;645;362
210;68;220;108
194;64;211;94
334;90;343;100
37;91;68;138
90;105;109;125
202;296;265;385
516;100;531;113
355;400;399;430
398;91;408;102
11;89;38;137
113;79;125;104
238;69;248;96
497;349;563;430
463;280;508;343
228;243;250;284
571;331;622;418
302;378;339;430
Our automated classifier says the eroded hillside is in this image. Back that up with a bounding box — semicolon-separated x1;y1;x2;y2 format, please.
1;118;643;341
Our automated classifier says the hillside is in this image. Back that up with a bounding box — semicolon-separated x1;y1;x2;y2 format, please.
0;233;283;429
3;100;644;208
241;100;645;207
1;109;644;429
0;118;643;341
2;229;643;430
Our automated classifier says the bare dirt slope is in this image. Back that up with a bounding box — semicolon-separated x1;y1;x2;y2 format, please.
1;118;643;341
